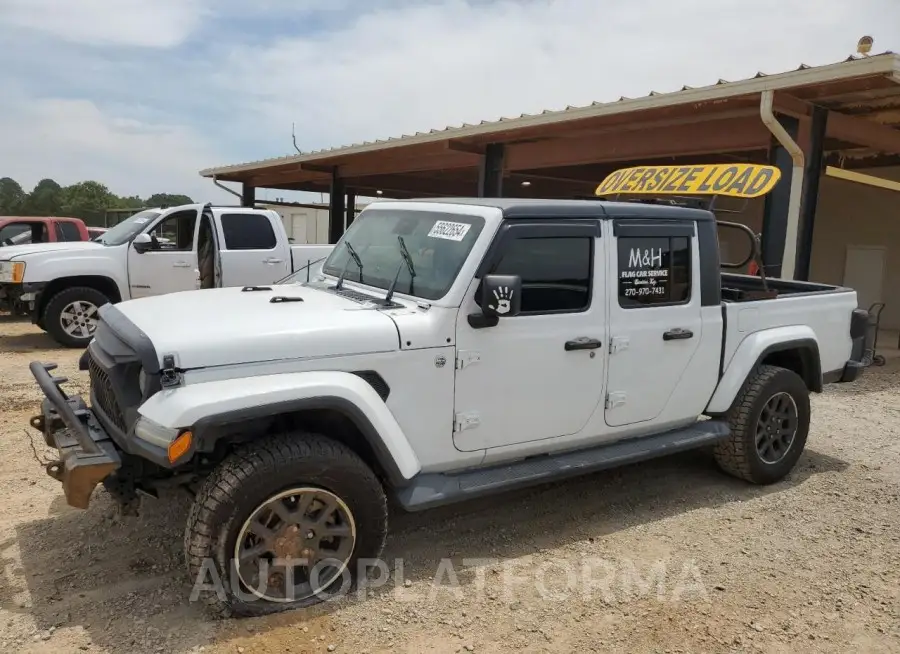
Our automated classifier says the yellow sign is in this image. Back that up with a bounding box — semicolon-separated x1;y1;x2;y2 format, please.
595;163;782;199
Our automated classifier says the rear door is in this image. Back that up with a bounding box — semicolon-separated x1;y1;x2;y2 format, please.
605;220;703;427
216;211;292;286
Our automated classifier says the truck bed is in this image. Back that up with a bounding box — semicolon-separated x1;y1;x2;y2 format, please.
720;274;858;381
721;273;844;303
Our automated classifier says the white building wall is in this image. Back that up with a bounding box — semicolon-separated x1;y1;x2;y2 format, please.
258;202;369;245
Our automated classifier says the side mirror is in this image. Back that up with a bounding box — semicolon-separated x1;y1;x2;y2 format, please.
469;274;521;328
132;233;153;253
482;274;522;318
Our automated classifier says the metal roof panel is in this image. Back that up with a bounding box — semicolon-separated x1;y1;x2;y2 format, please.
201;52;899;178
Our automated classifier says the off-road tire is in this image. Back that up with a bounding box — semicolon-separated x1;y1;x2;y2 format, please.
714;364;810;485
43;286;110;348
184;432;388;618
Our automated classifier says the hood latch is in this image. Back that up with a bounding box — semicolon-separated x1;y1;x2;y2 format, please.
160;354;184;388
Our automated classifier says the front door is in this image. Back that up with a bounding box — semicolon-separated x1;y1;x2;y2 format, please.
453;220;607;452
605;221;703;427
127;208;200;298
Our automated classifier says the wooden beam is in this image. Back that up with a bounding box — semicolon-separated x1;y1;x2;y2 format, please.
446;140;486;155
338;151;478;178
825;166;900;192
251;169;330;187
505;117;770;171
300;163;336;173
338;174;475;197
772;92;812;119
826;111;900;153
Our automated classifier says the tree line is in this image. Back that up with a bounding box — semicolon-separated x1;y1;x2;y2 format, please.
0;177;194;227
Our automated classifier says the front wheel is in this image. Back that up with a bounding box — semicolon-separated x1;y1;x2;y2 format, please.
184;432;388;618
43;286;110;348
713;364;810;485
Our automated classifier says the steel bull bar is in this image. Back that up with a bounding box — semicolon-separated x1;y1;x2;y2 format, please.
29;361;120;509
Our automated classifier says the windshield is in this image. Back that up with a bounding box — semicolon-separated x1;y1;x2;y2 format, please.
320;209;485;301
99;210;161;246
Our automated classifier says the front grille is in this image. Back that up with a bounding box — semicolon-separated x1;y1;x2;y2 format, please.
89;355;127;433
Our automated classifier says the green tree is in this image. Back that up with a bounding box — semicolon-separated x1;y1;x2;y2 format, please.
62;181;115;224
0;177;25;215
23;178;63;216
145;193;194;207
116;195;145;210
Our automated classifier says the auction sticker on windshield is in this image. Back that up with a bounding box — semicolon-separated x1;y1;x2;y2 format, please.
428;220;471;241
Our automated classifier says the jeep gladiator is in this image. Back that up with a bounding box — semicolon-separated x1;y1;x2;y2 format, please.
0;203;331;347
28;165;873;617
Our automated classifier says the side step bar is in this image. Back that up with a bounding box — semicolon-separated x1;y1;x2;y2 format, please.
396;420;730;511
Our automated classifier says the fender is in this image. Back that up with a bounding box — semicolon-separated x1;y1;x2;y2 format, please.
19;247;130;301
137;370;421;484
706;326;820;414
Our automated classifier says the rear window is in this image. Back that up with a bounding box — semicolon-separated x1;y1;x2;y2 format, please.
56;221;83;242
220;213;277;250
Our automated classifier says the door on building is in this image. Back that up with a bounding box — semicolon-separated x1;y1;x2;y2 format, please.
842;245;885;309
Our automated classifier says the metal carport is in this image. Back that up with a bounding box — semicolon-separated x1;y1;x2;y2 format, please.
201;52;900;282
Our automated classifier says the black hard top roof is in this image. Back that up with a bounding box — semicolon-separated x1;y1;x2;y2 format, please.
394;197;714;221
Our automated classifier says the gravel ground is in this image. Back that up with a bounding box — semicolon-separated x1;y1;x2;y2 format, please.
1;313;899;653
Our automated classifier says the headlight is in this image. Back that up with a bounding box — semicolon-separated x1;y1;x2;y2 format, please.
138;368;147;395
133;416;180;448
0;261;25;283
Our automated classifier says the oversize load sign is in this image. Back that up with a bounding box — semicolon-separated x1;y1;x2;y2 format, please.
595;163;781;199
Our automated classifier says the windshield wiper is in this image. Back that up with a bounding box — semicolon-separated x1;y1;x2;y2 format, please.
384;236;417;304
334;241;363;290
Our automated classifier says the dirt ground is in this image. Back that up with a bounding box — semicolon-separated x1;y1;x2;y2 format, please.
1;313;899;654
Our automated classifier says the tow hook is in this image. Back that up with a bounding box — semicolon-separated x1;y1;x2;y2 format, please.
29;414;45;432
45;460;64;482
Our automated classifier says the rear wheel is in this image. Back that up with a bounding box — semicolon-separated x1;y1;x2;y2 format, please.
184;432;388;618
43;286;110;348
713;364;810;484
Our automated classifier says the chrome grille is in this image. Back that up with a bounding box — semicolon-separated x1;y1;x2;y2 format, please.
89;354;127;433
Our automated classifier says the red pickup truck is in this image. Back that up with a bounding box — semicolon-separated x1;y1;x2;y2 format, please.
0;216;91;247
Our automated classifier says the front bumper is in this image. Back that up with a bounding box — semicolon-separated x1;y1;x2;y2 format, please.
29;362;121;509
0;282;45;312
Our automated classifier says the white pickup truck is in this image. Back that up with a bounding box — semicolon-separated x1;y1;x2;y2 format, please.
28;164;873;618
0;203;332;347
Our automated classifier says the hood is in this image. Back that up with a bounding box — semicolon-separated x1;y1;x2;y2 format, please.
0;241;102;260
112;285;401;369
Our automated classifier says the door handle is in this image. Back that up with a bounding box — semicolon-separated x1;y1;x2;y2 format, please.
565;337;603;351
173;261;191;268
663;328;694;341
264;258;284;264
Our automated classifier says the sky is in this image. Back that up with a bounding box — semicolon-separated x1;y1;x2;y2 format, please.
1;0;898;204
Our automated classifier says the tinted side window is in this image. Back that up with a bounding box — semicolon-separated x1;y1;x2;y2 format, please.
221;213;277;250
491;237;592;314
617;236;691;307
57;221;82;241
